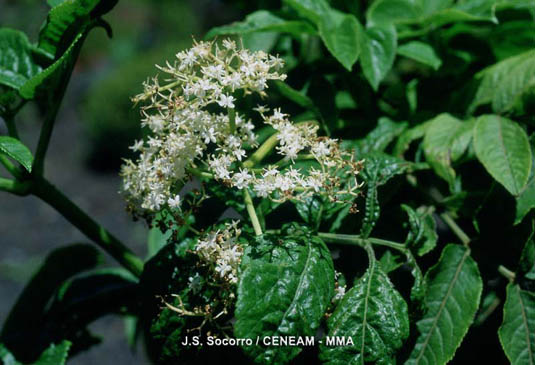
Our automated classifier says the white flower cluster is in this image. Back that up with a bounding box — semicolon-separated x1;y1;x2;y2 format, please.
121;39;362;215
333;271;346;302
195;221;243;284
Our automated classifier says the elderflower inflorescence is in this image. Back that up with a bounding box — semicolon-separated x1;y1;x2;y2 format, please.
194;221;243;284
121;39;362;216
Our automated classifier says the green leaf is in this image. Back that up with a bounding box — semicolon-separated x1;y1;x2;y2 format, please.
516;137;535;224
319;260;409;364
19;32;85;99
402;205;438;256
283;0;360;70
343;117;408;155
205;10;316;39
519;228;535;281
0;28;49;90
38;0;117;57
471;51;535;114
1;244;101;360
318;12;361;71
359;24;397;91
235;230;334;364
360;152;412;237
394;120;432;157
406;244;483;365
474;115;531;196
0;136;34;172
367;0;497;28
33;341;71;365
422;114;474;189
498;284;535;365
379;250;404;274
397;41;442;70
0;344;20;365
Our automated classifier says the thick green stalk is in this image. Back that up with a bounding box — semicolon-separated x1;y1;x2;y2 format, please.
32;96;63;176
242;188;262;236
0;155;23;180
31;177;144;277
317;232;407;253
0;177;30;195
440;212;470;246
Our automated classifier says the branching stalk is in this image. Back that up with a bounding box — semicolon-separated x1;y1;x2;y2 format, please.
31;177;144;277
242;188;262;236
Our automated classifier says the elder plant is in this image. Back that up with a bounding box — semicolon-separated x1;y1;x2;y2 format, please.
1;0;535;365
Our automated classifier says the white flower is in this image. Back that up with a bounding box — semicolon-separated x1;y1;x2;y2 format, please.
233;169;252;189
129;140;144;152
333;285;346;301
217;94;235;108
167;195;181;208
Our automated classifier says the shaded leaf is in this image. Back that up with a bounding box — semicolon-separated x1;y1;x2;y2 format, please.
319;260;409;364
397;41;442;70
516;136;535;224
20;32;85;100
359;24;397;91
402;205;437;256
498;284;535;365
33;341;71;365
471;50;535;114
205;10;316;39
343;117;408;155
423;114;475;189
474;115;531;196
406;244;483;364
318;12;361;71
519;228;535;281
0;28;49;90
0;136;34;172
235;230;334;364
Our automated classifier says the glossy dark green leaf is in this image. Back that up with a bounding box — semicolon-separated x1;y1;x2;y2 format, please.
498;284;535;365
319;260;409;364
38;0;117;57
402;205;437;256
33;341;71;365
0;136;33;172
474;115;531;196
359;24;397;91
344;117;408;155
406;244;483;364
235;230;334;364
0;28;48;90
361;153;413;237
205;10;316;39
423;114;475;189
397;41;442;70
471;51;535;114
19;32;85;100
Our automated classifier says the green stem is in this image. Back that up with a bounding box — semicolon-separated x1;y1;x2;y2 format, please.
187;167;213;179
243;133;279;169
0;155;23;180
0;177;31;195
3;113;19;139
31;177;144;277
243;121;318;169
498;265;516;282
440;212;470;246
242;188;262;236
32;97;63;176
228;108;236;134
317;232;407;253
